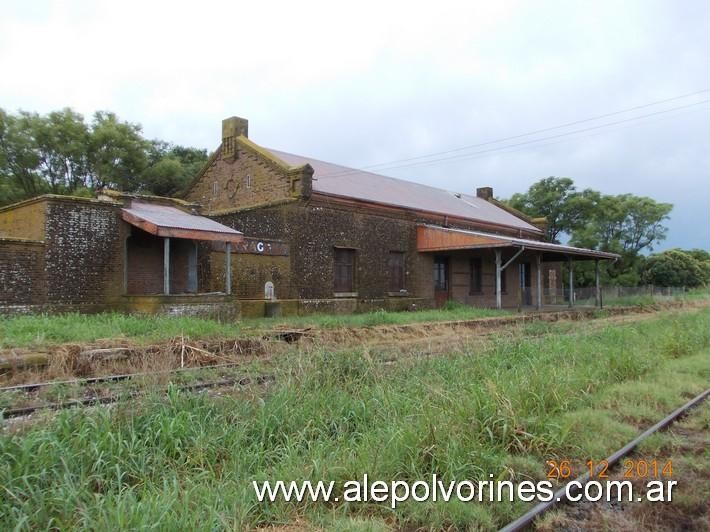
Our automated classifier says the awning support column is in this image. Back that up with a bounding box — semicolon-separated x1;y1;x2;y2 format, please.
163;237;170;295
225;242;232;295
536;253;542;310
595;259;601;308
568;256;574;308
495;249;502;310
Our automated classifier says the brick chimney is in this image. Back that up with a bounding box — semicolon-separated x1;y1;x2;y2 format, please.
221;116;248;161
476;187;493;200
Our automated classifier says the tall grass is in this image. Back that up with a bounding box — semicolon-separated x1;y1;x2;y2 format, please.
1;311;708;529
248;301;505;330
0;313;246;349
0;305;506;349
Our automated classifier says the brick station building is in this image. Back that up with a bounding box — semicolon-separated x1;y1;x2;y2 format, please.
0;115;618;317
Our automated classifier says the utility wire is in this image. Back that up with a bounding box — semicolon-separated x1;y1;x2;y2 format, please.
425;101;709;165
318;94;710;177
317;89;710;178
367;98;710;173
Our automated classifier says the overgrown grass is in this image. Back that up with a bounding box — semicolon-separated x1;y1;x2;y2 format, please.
1;309;708;529
243;300;505;330
0;312;245;349
0;303;506;349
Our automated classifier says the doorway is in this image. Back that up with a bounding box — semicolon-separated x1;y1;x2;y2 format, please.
433;255;449;308
519;261;532;306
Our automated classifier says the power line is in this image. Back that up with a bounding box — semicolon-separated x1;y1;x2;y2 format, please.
319;93;710;177
419;101;709;165
368;98;710;173
317;89;710;178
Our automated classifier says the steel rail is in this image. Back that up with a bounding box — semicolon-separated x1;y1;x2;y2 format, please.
499;388;709;532
1;375;275;419
0;362;243;393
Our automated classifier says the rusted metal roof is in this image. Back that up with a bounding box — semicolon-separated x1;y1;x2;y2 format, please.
268;149;541;233
417;225;620;260
122;201;243;242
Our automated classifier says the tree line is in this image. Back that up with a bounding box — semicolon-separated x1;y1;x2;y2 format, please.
1;108;707;288
0;108;208;204
506;177;708;287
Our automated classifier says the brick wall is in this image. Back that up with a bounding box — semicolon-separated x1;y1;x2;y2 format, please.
0;239;46;305
185;142;310;212
215;201;421;301
126;229;163;294
214;200;567;308
44;199;126;304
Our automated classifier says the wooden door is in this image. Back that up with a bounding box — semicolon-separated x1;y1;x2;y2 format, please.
434;256;449;308
520;262;532;305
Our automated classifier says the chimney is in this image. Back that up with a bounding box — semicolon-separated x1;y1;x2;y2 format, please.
476;187;493;200
221;116;248;161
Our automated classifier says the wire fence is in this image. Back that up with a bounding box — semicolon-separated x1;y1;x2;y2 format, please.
518;285;688;308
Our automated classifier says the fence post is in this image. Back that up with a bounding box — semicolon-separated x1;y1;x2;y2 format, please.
594;259;600;308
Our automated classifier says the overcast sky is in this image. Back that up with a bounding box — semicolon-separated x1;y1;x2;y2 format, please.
1;0;708;250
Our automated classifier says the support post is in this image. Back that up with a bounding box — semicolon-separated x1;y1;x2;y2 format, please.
495;249;502;310
595;259;601;308
163;237;170;295
536;253;542;310
568;256;574;308
225;242;232;295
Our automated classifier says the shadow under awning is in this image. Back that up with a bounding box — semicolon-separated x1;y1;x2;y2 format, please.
121;201;244;243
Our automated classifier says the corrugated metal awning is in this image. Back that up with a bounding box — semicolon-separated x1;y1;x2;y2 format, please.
416;225;620;260
122;201;244;243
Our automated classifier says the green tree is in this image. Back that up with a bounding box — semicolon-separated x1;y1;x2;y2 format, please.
141;141;208;196
0;107;210;205
570;194;672;255
26;108;90;193
0;109;45;202
641;249;709;287
507;177;597;243
87;111;149;191
508;177;673;287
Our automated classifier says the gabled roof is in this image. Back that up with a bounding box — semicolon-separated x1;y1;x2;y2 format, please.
122;201;243;242
268;149;542;234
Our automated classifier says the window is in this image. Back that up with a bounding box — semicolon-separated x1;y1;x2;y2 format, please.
334;248;355;293
246;174;252;189
470;257;482;294
388;252;405;292
212;181;219;196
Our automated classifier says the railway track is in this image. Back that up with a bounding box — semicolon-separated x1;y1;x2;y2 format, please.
2;306;704;420
1;370;275;419
499;389;710;532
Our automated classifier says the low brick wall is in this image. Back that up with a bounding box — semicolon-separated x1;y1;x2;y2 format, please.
120;295;241;320
0;238;46;308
